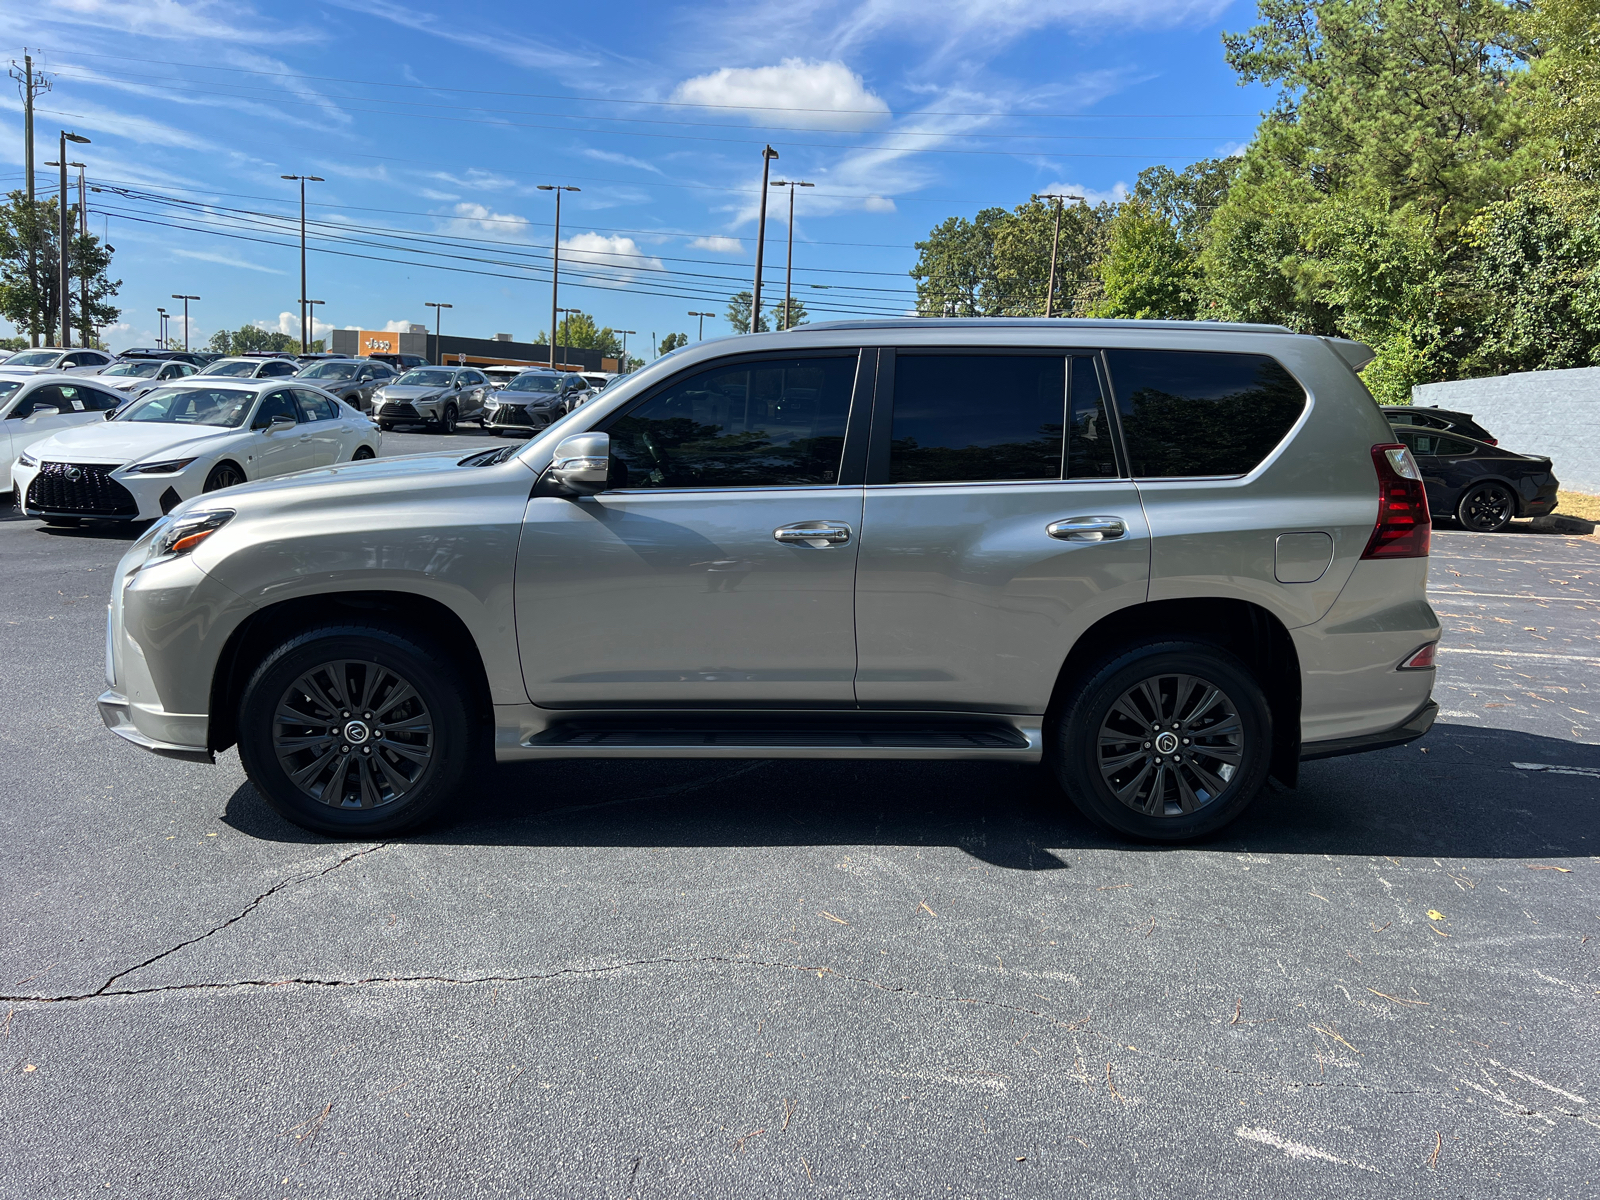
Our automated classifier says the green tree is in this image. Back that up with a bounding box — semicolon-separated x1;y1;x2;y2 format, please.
0;190;121;344
911;200;1112;317
659;332;689;354
537;311;624;358
772;296;808;330
208;326;296;356
0;335;27;351
1132;158;1242;248
1521;0;1600;183
726;291;768;333
1091;201;1198;320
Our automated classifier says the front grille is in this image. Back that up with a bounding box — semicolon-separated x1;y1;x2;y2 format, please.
28;462;138;517
378;402;419;420
489;406;532;427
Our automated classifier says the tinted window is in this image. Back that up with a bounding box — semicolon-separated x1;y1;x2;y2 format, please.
254;390;300;427
890;354;1064;484
1066;356;1119;479
1404;430;1473;456
1105;350;1306;478
263;360;296;377
11;385;64;418
294;389;339;421
72;385;122;412
603;355;855;489
1436;436;1475;455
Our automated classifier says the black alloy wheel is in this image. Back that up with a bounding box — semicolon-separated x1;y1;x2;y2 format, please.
352;446;376;460
1051;641;1272;841
203;461;246;492
438;403;458;435
237;624;473;835
1457;482;1517;533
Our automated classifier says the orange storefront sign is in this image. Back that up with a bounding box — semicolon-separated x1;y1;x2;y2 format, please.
359;331;401;355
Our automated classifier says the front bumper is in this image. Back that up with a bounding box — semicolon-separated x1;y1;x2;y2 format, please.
15;457;210;521
485;403;557;431
98;689;213;763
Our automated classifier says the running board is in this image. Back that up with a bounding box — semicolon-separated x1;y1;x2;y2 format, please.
494;709;1043;762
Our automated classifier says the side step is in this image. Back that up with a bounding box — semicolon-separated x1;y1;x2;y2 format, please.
502;714;1042;761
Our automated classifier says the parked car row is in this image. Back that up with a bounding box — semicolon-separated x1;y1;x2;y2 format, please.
1380;405;1558;532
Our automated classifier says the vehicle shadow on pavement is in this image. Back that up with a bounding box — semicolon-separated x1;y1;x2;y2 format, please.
220;722;1598;867
0;508;149;539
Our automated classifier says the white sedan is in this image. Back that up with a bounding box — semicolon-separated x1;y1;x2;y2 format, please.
2;373;126;496
0;347;116;374
12;378;381;525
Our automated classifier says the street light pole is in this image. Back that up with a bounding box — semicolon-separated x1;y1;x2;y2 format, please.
171;294;199;351
688;311;714;340
749;146;779;333
425;301;451;364
555;306;579;371
281;174;324;353
537;184;580;368
157;306;167;348
616;329;636;372
53;131;89;347
303;299;325;352
75;162;90;347
1031;192;1083;319
769;179;813;330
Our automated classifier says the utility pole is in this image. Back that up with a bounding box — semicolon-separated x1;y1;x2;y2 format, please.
51;131;89;348
1031;192;1083;319
280;174;324;354
537;184;580;368
749;146;779;333
616;330;636;372
688;311;714;340
425;301;451;363
10;54;51;346
171;294;199;351
769;179;813;330
75;163;89;347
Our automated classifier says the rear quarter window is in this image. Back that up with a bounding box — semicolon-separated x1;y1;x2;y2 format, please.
1104;350;1306;478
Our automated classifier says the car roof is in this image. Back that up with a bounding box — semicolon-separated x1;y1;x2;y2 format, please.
801;316;1296;334
151;375;282;390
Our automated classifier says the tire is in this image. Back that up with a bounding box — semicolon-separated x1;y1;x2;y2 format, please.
203;461;246;493
1050;640;1272;842
379;422;394;432
352;446;376;461
1457;482;1516;533
236;623;475;837
437;404;458;435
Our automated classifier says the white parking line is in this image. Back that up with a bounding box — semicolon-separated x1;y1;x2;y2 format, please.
1437;647;1600;664
1428;590;1598;603
1513;762;1600;779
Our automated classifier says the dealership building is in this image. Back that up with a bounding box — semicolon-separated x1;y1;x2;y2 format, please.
330;327;615;372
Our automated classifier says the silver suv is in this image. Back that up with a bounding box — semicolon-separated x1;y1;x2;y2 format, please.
98;320;1439;841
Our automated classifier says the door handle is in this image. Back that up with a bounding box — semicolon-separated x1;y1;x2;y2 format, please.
1047;516;1127;542
774;521;852;546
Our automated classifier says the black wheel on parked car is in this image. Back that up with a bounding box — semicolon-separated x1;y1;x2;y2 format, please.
1457;481;1516;532
1050;641;1272;841
352;446;375;460
203;461;246;492
236;624;474;836
437;404;458;435
379;422;394;432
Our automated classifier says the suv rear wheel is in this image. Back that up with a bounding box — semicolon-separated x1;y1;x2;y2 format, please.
1051;641;1272;841
236;624;474;836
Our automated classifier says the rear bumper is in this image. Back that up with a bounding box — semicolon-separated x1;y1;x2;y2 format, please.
1301;699;1436;761
98;689;213;763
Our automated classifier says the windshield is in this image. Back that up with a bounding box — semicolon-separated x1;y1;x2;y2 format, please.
118;386;255;428
503;374;560;393
396;369;454;386
198;360;261;377
4;350;61;367
299;362;358;380
103;361;162;378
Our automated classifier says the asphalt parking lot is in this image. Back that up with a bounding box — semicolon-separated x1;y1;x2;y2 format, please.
1;441;1595;1199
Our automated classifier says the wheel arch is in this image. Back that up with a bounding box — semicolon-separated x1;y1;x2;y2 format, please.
207;589;493;755
207;457;248;483
1047;597;1302;788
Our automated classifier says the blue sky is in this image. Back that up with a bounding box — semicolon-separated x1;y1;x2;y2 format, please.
4;0;1273;354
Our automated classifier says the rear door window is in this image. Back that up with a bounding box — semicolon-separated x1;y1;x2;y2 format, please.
889;354;1065;483
602;355;856;489
293;389;339;421
1066;356;1118;479
1104;350;1306;478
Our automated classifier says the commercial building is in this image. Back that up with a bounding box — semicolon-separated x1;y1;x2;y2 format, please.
330;328;615;372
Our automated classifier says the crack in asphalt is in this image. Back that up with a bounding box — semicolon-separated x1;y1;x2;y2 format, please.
56;843;390;1002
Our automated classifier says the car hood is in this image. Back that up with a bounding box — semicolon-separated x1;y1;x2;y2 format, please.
377;385;448;400
30;420;242;465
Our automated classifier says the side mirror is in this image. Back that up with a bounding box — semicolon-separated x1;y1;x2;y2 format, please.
254;413;296;432
540;432;610;497
26;404;61;419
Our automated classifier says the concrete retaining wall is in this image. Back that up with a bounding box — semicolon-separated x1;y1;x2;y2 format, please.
1411;366;1600;494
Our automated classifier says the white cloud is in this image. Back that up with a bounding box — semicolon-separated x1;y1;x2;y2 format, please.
671;59;889;132
10;0;322;45
172;248;288;274
325;0;600;73
689;236;746;255
10;94;215;151
383;319;419;333
582;148;664;175
560;233;665;276
446;202;532;237
256;312;334;339
1037;180;1129;207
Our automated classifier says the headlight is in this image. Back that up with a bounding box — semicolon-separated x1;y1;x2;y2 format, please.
146;509;234;565
125;457;198;475
17;450;37;468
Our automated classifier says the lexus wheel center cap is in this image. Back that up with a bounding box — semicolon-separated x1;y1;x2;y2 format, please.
344;720;370;744
1155;732;1179;755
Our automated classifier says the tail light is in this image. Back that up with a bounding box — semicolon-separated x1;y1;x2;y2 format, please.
1399;642;1437;670
1483;438;1497;446
1362;444;1431;559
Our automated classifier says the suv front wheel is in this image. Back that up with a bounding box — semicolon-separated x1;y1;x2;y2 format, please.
1051;641;1272;841
236;624;473;836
